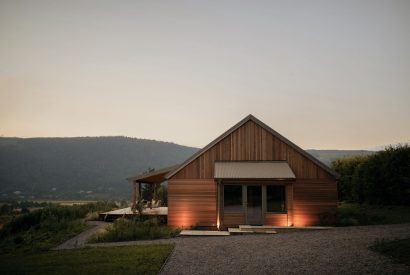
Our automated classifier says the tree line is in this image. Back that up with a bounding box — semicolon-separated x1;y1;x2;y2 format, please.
331;145;410;205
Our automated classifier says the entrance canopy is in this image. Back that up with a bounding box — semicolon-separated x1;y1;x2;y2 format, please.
214;161;296;180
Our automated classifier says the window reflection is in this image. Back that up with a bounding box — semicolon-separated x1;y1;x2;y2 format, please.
267;185;286;213
224;185;243;213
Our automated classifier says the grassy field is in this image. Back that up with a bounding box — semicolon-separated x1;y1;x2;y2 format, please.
0;244;174;275
336;203;410;226
33;200;98;206
371;238;410;266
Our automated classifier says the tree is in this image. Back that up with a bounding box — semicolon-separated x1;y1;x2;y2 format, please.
331;156;368;202
332;145;410;205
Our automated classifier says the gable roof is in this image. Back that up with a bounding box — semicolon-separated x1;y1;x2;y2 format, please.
166;114;338;179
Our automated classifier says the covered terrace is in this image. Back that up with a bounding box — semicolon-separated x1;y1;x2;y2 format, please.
99;165;178;221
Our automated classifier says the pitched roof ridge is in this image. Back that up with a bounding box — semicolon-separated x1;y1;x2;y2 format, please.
166;114;254;178
248;115;338;177
215;160;288;163
166;114;338;179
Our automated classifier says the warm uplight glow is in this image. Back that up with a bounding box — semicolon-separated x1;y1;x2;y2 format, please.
168;201;198;228
176;212;193;228
293;215;317;227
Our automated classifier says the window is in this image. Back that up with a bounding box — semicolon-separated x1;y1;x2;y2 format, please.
224;185;243;213
267;185;286;213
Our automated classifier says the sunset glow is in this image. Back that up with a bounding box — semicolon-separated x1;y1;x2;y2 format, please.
1;1;409;149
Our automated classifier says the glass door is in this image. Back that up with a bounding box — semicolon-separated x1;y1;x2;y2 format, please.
246;185;262;225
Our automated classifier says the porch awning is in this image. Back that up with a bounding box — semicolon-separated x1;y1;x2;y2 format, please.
214;161;296;180
127;164;180;184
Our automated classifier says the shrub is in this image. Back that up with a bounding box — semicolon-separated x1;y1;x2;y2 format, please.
318;211;337;226
13;236;24;245
85;212;99;221
331;145;410;205
336;204;386;226
90;218;179;243
331;156;368;202
0;201;117;253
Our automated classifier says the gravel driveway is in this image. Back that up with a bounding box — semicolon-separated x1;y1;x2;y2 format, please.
161;223;410;275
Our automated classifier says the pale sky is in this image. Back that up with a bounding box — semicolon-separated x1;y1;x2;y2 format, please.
1;0;409;149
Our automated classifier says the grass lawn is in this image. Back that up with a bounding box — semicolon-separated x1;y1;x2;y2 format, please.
336;203;410;226
0;244;174;275
371;238;410;266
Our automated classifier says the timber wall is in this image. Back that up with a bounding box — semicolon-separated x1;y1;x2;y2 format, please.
168;179;217;228
292;179;337;226
168;120;337;227
172;120;333;180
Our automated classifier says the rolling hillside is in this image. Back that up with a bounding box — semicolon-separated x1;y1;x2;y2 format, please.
0;137;198;200
0;137;375;200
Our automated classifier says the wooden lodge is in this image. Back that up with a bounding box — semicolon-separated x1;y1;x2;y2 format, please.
127;115;338;229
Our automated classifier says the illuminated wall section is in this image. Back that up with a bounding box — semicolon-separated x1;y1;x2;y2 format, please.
167;179;217;228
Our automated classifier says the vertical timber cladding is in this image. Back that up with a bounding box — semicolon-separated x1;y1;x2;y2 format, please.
292;179;338;226
168;119;337;227
167;179;217;228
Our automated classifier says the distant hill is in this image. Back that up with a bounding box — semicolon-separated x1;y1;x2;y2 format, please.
306;149;374;166
365;141;410;151
0;137;198;200
0;137;376;200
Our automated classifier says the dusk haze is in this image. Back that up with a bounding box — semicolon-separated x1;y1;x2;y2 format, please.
1;0;409;149
0;1;409;274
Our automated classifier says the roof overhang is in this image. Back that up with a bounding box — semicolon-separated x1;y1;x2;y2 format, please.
214;161;296;180
127;164;180;184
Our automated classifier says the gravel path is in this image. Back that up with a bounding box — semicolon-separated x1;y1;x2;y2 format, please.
54;221;110;250
161;223;410;275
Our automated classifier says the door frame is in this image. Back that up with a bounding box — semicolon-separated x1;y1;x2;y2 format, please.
218;180;293;229
244;184;263;225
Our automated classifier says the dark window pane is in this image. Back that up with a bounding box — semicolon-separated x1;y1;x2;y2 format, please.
224;185;243;213
267;185;286;213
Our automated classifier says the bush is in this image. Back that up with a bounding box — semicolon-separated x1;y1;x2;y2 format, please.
331;156;368;202
90;218;179;243
331;145;410;205
85;212;99;221
336;205;385;226
0;204;12;215
13;236;24;245
318;211;337;226
0;201;115;239
0;201;117;252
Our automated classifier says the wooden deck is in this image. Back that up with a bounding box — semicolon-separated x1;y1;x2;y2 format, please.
99;207;168;221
